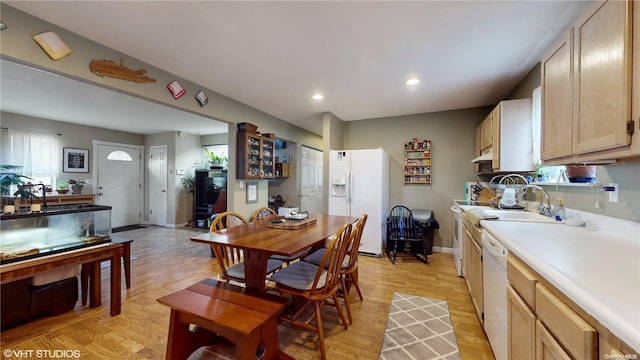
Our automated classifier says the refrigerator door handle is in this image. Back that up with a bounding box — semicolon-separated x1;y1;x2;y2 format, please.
349;169;354;204
346;169;352;204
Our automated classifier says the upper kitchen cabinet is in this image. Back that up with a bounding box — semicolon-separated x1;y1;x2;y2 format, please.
542;0;639;164
541;29;574;160
474;99;533;173
236;132;275;179
479;114;493;153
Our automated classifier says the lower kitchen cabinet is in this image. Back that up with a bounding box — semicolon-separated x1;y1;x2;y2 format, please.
505;254;638;360
462;219;483;323
507;286;535;360
536;320;572;360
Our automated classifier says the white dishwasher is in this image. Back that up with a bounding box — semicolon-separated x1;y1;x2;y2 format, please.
482;229;508;360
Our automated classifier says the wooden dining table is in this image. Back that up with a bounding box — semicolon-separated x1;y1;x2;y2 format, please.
190;213;356;292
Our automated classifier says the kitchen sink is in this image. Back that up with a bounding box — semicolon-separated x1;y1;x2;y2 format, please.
483;209;558;223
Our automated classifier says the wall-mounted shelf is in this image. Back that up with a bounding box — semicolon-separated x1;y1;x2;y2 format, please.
404;139;432;185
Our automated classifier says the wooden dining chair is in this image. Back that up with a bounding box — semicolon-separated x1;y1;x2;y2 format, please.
251;206;278;224
208;211;248;258
209;211;284;284
269;222;353;360
252;206;311;265
302;214;367;324
339;214;367;324
210;211;247;232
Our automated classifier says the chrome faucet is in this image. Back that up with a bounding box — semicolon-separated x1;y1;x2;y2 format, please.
516;184;551;216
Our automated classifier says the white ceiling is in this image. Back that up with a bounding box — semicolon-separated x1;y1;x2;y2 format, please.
2;1;591;136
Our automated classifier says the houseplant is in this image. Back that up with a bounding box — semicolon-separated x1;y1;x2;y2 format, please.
180;175;195;193
68;179;86;194
204;149;227;168
0;164;35;198
57;181;70;194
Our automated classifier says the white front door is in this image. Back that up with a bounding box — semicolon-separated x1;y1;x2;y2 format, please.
149;145;167;226
300;146;323;214
94;142;143;228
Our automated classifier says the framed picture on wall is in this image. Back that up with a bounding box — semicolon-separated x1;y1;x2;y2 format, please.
63;147;89;173
246;182;258;203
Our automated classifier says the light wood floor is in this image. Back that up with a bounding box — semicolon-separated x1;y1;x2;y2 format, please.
0;226;495;359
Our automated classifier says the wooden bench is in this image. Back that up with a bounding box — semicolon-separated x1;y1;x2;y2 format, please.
81;236;132;306
157;279;292;360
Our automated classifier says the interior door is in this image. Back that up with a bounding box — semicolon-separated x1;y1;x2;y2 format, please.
149;145;167;226
95;142;143;228
300;146;323;214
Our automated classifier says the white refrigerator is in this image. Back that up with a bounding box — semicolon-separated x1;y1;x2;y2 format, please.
328;149;389;256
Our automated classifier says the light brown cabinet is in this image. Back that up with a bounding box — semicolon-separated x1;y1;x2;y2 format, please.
507;254;606;360
474;99;533;173
236;132;274;179
507;286;536;360
536;320;572;360
462;219;483;323
541;29;574;160
480;115;493;152
541;0;639;164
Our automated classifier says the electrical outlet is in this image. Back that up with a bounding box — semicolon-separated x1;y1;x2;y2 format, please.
608;183;619;203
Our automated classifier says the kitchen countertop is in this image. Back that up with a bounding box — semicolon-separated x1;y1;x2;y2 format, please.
480;217;640;352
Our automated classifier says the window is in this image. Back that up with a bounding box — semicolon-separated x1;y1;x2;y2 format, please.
107;150;133;161
1;129;60;191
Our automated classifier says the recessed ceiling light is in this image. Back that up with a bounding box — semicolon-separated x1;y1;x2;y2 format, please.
406;78;420;86
312;94;324;100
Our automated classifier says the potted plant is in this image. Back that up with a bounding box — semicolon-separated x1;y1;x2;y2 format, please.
68;179;86;194
180;175;195;193
0;164;35;198
57;181;70;194
204;149;227;168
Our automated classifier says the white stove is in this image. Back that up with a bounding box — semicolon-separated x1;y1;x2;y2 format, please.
451;200;493;277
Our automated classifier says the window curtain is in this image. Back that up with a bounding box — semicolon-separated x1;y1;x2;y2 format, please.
7;129;59;182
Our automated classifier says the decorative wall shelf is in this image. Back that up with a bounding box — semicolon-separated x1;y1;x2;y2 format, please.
404;139;432;185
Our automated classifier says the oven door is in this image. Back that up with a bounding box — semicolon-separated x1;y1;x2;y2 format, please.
451;205;463;277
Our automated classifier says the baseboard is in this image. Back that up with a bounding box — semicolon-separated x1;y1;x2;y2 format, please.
433;246;454;254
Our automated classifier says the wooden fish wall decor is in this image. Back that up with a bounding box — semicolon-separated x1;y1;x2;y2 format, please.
90;59;156;83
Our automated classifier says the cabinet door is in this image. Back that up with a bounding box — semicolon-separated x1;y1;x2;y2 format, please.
508;286;535;360
536;320;572;360
261;138;274;179
474;127;481;173
573;0;633;155
541;29;574;160
491;106;501;170
480;115;493;152
462;226;473;293
236;132;261;179
470;235;483;322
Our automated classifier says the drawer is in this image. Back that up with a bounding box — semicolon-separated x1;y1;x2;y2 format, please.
507;255;537;309
536;284;598;360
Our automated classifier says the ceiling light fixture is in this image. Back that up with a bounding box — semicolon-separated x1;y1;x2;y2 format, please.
312;94;324;100
406;78;420;86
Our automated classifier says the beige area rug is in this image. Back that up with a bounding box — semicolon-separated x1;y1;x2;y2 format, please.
380;293;461;360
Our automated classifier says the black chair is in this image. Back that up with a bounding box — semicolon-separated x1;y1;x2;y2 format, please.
385;205;427;264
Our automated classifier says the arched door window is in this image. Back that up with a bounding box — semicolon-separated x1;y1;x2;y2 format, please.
106;150;133;161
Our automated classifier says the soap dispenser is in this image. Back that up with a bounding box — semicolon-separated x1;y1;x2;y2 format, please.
555;198;566;221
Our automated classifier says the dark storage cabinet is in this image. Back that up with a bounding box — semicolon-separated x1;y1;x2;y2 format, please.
193;169;227;228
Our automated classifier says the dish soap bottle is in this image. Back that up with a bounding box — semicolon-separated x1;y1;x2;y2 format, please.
555;198;566;221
